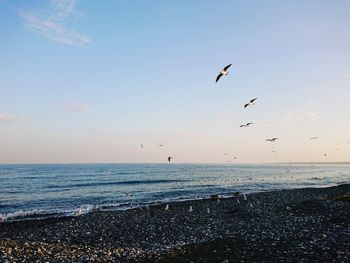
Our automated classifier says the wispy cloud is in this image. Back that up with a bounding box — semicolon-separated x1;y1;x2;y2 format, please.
20;0;90;46
284;107;321;123
59;103;91;112
0;113;18;122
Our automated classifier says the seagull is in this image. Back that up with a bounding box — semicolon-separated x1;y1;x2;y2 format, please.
165;204;169;210
324;153;327;157
168;156;172;162
272;150;277;154
158;144;164;147
266;138;278;142
234;156;238;160
207;207;210;214
189;206;193;213
140;144;144;148
243;194;247;201
215;64;232;83
240;122;253;128
310;137;319;140
244;98;258;108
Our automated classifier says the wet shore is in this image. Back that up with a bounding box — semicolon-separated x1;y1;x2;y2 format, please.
1;184;349;262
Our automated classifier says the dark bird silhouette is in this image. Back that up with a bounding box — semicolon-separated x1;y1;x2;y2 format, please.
309;137;319;140
216;64;232;83
244;98;258;108
240;122;253;128
168;156;172;162
140;144;144;148
266;138;278;142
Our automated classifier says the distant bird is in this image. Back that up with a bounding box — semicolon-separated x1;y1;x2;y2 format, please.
168;156;172;162
189;206;193;213
266;138;278;142
215;64;232;83
243;194;247;201
207;207;210;214
272;150;277;154
140;144;144;148
310;137;319;140
324;153;327;157
165;204;169;210
158;144;164;147
240;122;253;128
233;156;238;160
223;153;227;156
244;98;258;108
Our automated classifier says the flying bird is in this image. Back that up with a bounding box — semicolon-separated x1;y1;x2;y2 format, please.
168;156;172;162
158;144;164;147
140;144;144;148
240;122;253;128
215;64;232;83
266;138;278;142
244;98;258;108
272;150;277;154
309;137;319;140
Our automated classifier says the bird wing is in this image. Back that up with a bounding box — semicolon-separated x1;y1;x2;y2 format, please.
240;125;245;128
251;98;258;103
244;104;249;108
223;64;232;71
216;73;223;83
247;122;253;125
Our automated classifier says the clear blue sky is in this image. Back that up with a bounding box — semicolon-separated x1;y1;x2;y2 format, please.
1;0;350;163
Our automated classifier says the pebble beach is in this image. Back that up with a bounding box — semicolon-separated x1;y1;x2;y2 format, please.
0;183;349;262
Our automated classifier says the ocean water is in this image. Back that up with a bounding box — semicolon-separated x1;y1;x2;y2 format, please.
0;163;349;221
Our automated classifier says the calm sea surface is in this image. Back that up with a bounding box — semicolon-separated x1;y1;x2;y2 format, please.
0;163;349;221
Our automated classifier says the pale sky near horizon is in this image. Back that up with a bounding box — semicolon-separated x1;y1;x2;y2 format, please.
1;0;350;164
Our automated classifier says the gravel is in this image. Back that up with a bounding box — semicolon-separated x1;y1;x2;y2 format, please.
0;184;349;262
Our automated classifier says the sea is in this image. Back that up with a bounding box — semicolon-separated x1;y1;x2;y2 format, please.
0;163;349;222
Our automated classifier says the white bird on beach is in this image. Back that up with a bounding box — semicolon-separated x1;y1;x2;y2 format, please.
165;204;169;210
266;138;278;142
207;207;210;214
240;122;253;128
243;194;247;201
216;64;232;83
244;98;258;108
189;206;193;213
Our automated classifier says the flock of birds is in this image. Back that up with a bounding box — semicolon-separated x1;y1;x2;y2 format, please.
138;63;346;162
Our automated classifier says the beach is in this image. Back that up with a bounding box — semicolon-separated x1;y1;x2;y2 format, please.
0;184;349;262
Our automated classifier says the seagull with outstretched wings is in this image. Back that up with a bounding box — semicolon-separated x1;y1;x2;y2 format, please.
216;64;232;83
244;98;258;108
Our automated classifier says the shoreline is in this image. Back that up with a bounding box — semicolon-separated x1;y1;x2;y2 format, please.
1;184;349;262
2;181;348;223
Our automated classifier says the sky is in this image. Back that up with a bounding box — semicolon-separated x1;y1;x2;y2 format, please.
1;0;350;164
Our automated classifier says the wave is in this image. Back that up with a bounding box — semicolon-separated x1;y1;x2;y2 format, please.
46;179;188;189
0;205;100;222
